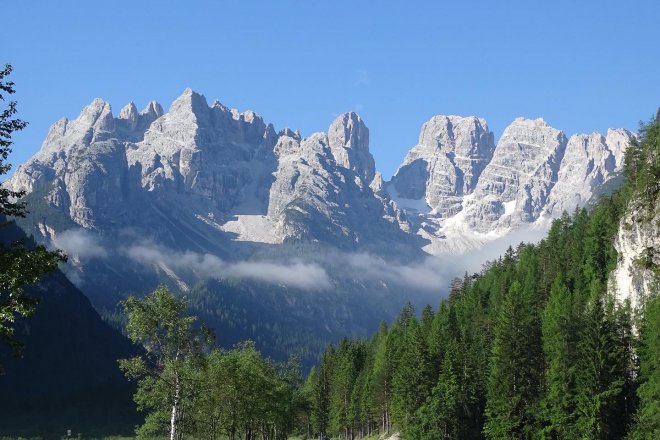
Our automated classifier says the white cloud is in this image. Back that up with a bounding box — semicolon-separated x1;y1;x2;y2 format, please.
58;222;549;295
54;229;108;260
224;261;331;290
123;242;332;291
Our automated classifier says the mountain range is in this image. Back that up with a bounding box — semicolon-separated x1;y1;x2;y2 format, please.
3;89;635;364
7;89;633;254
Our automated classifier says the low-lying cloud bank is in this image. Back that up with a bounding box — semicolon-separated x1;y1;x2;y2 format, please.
53;223;550;293
124;242;333;291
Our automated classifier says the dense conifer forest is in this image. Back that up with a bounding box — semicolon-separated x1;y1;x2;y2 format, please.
301;114;659;440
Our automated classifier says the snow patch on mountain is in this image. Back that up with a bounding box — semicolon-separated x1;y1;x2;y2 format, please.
220;215;282;244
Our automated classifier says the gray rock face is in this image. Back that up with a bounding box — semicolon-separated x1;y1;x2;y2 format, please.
328;112;375;184
609;198;660;310
383;116;632;253
8;98;162;228
5;91;632;257
544;129;634;216
390;115;495;217
6;91;405;252
126;88;278;213
268;116;404;247
464;118;567;230
7;89;279;234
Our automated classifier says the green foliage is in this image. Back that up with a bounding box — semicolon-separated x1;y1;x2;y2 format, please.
623;111;660;205
119;286;213;439
190;342;303;440
629;295;660;439
573;282;626;439
391;318;433;432
0;64;65;373
483;277;542;439
540;277;581;438
0;64;28;213
119;286;306;440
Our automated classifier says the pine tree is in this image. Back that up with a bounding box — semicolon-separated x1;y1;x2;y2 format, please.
370;326;393;434
629;295;660;439
574;281;624;440
329;339;365;439
484;278;542;439
311;346;334;437
540;276;580;438
391;318;433;434
417;333;461;439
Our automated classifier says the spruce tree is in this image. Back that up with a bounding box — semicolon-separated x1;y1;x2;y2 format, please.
311;346;334;437
540;276;580;438
370;326;393;434
629;295;660;439
484;279;542;439
391;319;433;434
416;333;461;439
574;281;624;440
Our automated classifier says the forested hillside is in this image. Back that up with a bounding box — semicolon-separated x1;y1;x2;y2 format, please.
0;221;139;436
303;113;659;440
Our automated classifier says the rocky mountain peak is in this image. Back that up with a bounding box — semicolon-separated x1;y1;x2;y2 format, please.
462;118;567;230
605;128;634;168
511;116;549;128
76;98;115;136
278;128;301;141
168;88;210;120
78;98;112;123
389;114;495;217
114;100;163;140
329;112;369;151
141;101;164;119
417;115;490;152
370;171;384;194
543;128;635;217
118;102;139;122
328;112;375;183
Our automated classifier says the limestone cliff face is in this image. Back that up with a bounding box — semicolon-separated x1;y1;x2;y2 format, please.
5;91;632;256
385;116;632;254
328;112;375;184
545;129;634;217
390;115;495;218
268;115;405;247
610;198;660;310
464;117;567;231
6;90;404;250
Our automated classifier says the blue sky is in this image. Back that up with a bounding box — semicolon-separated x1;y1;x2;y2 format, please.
4;0;659;178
